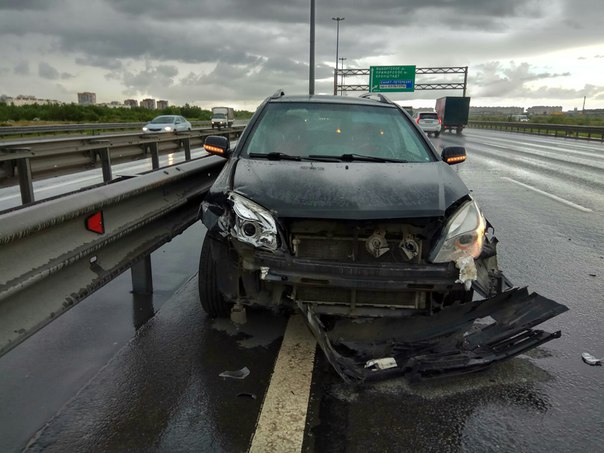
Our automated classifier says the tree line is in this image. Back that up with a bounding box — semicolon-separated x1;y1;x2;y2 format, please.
470;113;604;126
0;102;254;124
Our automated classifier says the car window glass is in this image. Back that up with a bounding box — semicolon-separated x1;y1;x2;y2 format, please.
150;116;174;124
243;102;434;162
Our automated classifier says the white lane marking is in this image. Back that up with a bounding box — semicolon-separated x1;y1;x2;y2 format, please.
249;314;316;453
501;177;593;213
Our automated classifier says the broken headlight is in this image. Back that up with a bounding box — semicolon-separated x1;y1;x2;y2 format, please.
429;199;486;263
229;193;278;251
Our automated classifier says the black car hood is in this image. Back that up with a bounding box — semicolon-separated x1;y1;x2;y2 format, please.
232;159;469;219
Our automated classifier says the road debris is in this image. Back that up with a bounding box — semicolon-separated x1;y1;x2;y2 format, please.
219;366;250;379
581;352;602;366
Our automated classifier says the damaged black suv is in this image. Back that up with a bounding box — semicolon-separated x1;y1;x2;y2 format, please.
198;91;567;383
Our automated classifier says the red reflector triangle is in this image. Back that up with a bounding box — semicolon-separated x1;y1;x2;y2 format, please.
86;211;105;234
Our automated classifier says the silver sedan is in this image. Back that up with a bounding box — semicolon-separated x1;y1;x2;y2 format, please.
142;115;192;133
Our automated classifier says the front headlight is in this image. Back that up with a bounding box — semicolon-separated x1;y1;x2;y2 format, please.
229;193;278;251
142;126;148;131
164;126;173;132
429;199;486;263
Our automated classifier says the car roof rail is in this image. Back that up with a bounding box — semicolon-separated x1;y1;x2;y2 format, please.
359;92;396;106
271;89;285;99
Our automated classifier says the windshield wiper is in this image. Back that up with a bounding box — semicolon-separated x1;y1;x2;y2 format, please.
307;153;408;163
249;152;302;161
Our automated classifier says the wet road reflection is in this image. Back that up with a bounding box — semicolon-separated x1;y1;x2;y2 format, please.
25;278;288;452
306;355;554;452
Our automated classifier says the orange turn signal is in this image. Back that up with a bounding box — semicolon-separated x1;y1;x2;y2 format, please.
446;155;466;164
204;144;224;154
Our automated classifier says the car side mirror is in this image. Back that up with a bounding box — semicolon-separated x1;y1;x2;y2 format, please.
441;146;467;165
204;135;231;158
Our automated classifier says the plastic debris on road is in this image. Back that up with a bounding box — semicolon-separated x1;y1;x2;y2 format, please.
219;366;251;379
581;352;602;366
365;357;398;371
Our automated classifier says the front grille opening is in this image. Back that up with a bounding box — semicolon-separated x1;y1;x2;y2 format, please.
286;218;442;265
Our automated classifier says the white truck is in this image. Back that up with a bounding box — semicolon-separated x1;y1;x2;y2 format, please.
211;106;235;129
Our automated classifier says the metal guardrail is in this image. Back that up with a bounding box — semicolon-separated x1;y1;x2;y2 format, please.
0;126;244;205
0;121;210;137
0;154;226;356
468;121;604;142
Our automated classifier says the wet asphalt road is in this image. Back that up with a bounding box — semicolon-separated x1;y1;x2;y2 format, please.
0;129;603;452
305;129;604;452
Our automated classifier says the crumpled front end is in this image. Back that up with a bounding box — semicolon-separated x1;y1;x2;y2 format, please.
201;192;569;383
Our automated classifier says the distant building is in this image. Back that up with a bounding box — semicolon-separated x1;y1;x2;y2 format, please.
526;106;562;116
140;98;156;109
567;107;604;116
157;100;169;110
470;106;524;116
77;92;97;105
124;99;138;108
3;95;63;106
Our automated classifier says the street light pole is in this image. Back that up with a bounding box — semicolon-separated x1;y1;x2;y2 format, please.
332;17;344;95
309;0;315;95
339;57;346;95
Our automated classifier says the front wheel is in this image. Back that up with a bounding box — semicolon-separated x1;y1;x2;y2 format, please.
198;237;231;317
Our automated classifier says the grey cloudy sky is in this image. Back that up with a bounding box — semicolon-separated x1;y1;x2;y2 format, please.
1;0;603;111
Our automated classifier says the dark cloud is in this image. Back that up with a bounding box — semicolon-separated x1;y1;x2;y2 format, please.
37;62;73;81
105;0;543;29
0;0;59;10
14;61;29;75
470;62;593;99
115;64;179;93
38;62;61;80
0;0;602;107
75;55;122;70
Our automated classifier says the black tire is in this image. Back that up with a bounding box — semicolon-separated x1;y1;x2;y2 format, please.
434;131;440;138
198;237;231;317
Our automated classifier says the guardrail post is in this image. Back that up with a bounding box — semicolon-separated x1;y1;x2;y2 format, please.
17;157;35;204
149;142;159;169
90;140;113;183
99;148;113;182
131;255;153;295
183;137;191;160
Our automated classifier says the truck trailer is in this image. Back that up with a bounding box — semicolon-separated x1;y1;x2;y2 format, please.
435;97;471;135
211;107;235;129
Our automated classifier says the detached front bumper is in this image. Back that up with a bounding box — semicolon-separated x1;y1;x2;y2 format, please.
299;286;568;383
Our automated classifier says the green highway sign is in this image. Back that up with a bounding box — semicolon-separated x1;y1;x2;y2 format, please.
369;65;416;92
